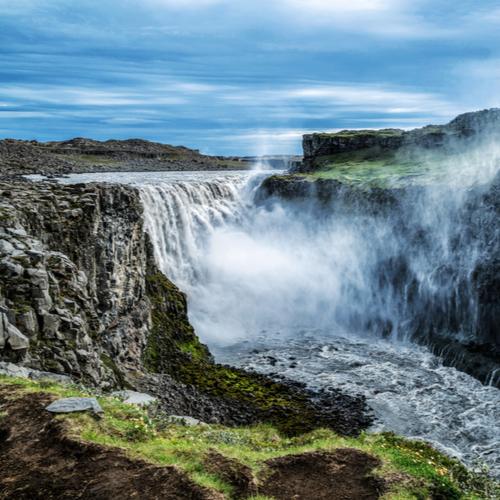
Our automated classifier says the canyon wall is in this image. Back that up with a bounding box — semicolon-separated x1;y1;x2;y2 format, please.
258;110;500;386
300;108;500;171
0;180;200;388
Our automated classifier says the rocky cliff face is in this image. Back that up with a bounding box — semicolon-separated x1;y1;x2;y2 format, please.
0;180;160;387
300;108;500;171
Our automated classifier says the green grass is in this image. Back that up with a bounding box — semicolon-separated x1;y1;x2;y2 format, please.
1;375;498;499
301;148;457;188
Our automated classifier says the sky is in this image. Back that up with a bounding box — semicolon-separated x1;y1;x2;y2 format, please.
0;0;499;155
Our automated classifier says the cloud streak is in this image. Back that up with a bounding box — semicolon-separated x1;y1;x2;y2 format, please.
0;0;498;154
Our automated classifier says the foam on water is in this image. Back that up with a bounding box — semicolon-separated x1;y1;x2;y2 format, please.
214;332;500;475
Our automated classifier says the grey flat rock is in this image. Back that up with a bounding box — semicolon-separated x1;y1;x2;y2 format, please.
46;397;103;414
167;415;205;426
0;362;31;378
111;390;157;406
0;361;71;384
30;371;72;384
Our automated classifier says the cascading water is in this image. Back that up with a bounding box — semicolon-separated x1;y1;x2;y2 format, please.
140;174;249;285
138;169;499;476
55;166;500;476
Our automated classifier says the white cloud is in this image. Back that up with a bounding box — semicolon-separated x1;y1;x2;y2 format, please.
282;0;401;14
140;0;444;39
0;86;187;107
222;83;453;117
0;111;55;118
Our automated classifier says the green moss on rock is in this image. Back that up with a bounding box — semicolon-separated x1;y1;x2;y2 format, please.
143;272;212;372
144;271;365;436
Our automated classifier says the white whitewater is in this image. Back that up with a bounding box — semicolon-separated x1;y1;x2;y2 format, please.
140;176;247;286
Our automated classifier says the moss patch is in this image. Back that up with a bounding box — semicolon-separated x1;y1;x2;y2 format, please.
144;273;369;435
312;129;404;139
297;143;467;188
143;272;366;436
143;272;212;371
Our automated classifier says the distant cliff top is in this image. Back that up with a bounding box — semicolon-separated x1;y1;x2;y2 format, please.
0;137;254;177
302;108;500;163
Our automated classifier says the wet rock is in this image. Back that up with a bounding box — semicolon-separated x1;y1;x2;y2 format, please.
27;268;49;289
6;324;30;350
0;259;24;278
0;239;14;254
0;313;29;350
42;313;60;338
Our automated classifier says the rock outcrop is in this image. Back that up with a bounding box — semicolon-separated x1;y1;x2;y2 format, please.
300;108;500;171
0;180;153;387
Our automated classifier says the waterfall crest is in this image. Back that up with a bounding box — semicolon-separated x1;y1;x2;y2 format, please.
140;176;249;286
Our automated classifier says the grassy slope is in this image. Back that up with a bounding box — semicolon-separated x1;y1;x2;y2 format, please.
1;376;498;499
302;148;454;188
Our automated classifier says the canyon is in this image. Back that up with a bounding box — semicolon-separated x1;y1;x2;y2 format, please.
0;109;499;498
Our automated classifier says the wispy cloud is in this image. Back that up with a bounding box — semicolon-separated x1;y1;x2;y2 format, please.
0;0;498;154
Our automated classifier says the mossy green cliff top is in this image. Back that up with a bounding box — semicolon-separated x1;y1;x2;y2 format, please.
296;108;500;187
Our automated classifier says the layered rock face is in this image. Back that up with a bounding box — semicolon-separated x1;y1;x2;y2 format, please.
300;108;500;170
0;180;154;387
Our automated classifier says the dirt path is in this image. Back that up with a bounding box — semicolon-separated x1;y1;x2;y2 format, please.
260;449;384;500
0;387;222;500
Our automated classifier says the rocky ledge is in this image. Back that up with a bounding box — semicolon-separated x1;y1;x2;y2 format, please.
300;108;500;171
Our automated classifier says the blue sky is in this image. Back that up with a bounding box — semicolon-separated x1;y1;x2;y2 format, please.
0;0;499;155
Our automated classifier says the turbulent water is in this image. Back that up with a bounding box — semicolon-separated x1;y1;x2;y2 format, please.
215;334;499;473
53;168;500;476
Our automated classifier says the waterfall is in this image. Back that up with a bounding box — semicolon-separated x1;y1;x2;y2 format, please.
138;164;499;386
54;166;500;475
139;172;264;287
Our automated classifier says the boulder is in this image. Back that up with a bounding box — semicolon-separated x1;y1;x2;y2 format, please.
46;397;103;414
0;362;71;384
0;313;29;350
111;390;157;406
29;370;72;384
167;415;206;426
0;361;32;378
6;324;30;350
